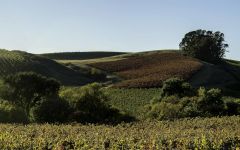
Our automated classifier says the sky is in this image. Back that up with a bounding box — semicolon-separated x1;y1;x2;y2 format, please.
0;0;239;59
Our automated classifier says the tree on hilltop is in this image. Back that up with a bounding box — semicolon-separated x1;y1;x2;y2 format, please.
179;29;228;63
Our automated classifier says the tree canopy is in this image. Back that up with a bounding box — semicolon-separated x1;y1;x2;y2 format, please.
0;72;60;117
179;29;228;63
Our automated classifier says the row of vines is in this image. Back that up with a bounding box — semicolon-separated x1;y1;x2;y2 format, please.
0;116;239;149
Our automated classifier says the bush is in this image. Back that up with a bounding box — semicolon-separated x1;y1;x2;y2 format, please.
179;96;200;117
30;98;71;123
0;100;28;123
0;72;60;118
225;99;240;115
60;83;134;124
146;102;183;120
90;68;106;81
145;78;233;120
161;78;194;98
197;87;225;115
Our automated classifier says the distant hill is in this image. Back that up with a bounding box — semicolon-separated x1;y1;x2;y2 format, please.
0;49;92;85
86;50;240;93
90;51;203;88
40;52;127;60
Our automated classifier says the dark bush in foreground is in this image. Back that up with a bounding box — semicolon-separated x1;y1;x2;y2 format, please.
0;100;28;123
225;99;240;115
30;98;71;123
0;72;60;119
60;83;134;124
197;87;225;115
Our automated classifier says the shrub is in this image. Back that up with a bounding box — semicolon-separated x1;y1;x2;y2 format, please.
0;100;28;123
30;98;71;123
179;96;200;117
161;78;194;98
197;87;225;116
146;102;183;120
225;99;240;115
161;95;180;104
145;79;232;120
60;83;134;123
0;72;60;118
90;68;106;81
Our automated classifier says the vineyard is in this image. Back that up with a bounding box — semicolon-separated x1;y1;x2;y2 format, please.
104;88;161;119
90;52;203;88
0;49;92;85
0;116;239;149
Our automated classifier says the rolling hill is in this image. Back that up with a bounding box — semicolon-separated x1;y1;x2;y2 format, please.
0;49;92;85
90;51;203;88
23;49;240;93
82;50;240;92
40;51;127;60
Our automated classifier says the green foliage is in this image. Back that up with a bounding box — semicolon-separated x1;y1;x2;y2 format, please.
29;98;71;123
0;116;239;149
179;29;228;63
161;78;194;98
0;100;28;123
197;87;225;115
60;83;134;123
0;72;60;118
146;101;183;120
224;98;240;115
145;78;239;120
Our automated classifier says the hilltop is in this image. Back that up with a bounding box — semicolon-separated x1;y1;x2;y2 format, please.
40;51;127;60
0;49;92;85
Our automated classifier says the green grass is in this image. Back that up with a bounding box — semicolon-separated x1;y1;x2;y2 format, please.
0;116;239;149
0;49;92;85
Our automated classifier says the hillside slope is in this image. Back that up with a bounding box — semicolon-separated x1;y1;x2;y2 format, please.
90;51;203;88
41;51;127;60
0;49;92;85
87;50;240;90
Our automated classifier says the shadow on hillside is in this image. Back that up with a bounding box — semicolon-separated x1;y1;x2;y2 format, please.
189;60;240;98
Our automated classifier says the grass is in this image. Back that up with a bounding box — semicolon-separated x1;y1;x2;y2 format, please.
0;49;92;86
0;116;239;149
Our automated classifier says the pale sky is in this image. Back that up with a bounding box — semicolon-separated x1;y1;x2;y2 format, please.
0;0;239;59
